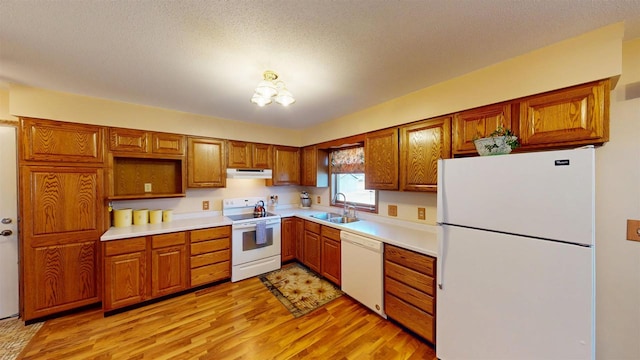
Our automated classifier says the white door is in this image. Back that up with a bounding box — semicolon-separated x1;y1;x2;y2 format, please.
0;125;19;319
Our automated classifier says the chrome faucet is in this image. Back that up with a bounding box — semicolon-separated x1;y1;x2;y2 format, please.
333;192;347;216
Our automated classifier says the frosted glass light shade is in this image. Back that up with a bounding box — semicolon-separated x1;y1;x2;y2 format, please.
275;88;295;106
250;93;272;106
255;80;278;98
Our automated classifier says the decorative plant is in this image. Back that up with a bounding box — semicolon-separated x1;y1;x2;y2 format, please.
477;126;520;152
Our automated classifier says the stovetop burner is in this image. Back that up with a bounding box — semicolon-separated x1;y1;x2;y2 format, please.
226;212;278;222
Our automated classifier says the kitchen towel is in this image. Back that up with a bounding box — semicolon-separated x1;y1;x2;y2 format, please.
256;221;267;245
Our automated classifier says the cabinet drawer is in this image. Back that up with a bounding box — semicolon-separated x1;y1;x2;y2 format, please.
385;244;435;276
191;227;231;243
190;250;230;268
152;232;186;249
321;226;340;241
191;261;230;286
385;293;435;343
385;277;434;314
385;260;435;296
305;220;321;234
104;237;146;256
191;238;230;255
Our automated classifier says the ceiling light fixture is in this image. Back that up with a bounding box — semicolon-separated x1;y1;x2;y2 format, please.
251;70;295;107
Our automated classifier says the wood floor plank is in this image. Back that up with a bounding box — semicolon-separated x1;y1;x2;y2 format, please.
19;276;436;359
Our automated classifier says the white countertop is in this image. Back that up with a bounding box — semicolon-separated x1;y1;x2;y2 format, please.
271;207;438;257
101;206;438;257
100;212;232;241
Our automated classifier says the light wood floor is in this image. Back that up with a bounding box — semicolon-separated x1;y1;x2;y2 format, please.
19;276;436;359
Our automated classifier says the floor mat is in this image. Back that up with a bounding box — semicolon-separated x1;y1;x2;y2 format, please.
0;317;43;360
259;262;343;318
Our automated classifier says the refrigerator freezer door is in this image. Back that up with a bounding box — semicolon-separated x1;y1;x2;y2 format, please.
437;225;594;360
437;147;594;246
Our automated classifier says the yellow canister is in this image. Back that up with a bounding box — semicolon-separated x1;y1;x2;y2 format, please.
149;209;163;224
113;208;133;228
133;209;149;225
162;209;173;223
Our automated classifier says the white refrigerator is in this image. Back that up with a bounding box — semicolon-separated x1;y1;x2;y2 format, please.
436;147;595;360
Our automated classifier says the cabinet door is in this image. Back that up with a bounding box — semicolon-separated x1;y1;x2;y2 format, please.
271;145;300;185
295;218;305;261
24;241;99;320
227;141;252;168
400;116;451;192
187;137;226;188
303;230;322;273
104;251;146;310
21;117;105;163
252;143;272;169
281;218;296;262
151;245;188;297
152;133;185;155
301;146;329;187
365;128;399;190
321;238;341;285
518;79;609;148
453;103;512;155
109;128;149;153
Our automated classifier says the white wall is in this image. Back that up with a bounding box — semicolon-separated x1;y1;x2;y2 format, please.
595;38;640;359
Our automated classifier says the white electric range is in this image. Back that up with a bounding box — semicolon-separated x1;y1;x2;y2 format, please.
222;197;281;282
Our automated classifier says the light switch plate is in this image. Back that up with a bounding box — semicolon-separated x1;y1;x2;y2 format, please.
144;183;152;192
626;219;640;242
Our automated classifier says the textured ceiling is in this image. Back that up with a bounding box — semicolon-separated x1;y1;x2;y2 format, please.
1;1;639;129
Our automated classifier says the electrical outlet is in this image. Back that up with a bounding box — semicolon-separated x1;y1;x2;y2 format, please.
418;207;426;220
317;196;321;204
144;183;152;192
202;201;209;210
627;219;640;242
388;205;398;217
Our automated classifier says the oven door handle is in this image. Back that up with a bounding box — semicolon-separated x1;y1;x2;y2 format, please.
233;221;280;230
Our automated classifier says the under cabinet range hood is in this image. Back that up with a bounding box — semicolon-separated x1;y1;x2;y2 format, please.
226;168;273;179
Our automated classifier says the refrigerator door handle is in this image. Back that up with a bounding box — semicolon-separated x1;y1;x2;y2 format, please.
437;225;445;289
436;159;444;223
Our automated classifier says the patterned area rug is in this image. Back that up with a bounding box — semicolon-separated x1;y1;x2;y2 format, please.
0;317;43;360
260;262;343;318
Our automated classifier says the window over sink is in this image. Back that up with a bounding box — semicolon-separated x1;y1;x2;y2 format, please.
330;146;377;213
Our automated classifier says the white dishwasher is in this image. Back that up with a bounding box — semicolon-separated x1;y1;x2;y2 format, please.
340;231;386;318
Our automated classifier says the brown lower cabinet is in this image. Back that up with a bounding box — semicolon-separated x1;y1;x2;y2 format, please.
384;244;437;344
189;227;231;286
320;226;341;285
281;217;297;262
102;226;230;312
302;220;322;273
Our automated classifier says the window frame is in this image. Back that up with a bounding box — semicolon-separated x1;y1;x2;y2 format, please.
328;146;378;214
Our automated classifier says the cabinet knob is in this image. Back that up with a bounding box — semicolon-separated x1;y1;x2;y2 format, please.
1;229;12;236
1;218;11;224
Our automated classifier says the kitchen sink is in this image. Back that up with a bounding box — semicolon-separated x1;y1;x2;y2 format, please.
310;212;359;224
328;216;359;224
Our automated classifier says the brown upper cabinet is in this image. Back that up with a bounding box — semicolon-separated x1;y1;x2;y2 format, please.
187;137;226;188
109;128;185;156
400;116;452;192
227;141;272;169
301;145;329;187
270;145;300;186
452;103;513;155
365;128;399;190
20;117;105;164
517;79;609;149
108;128;187;199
